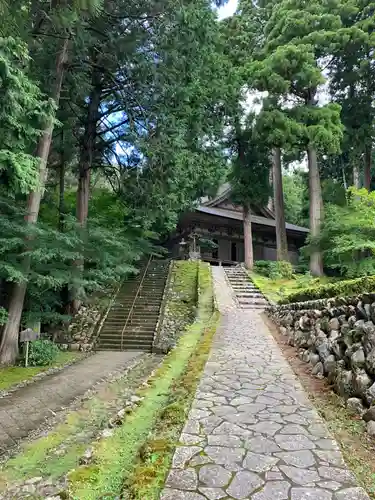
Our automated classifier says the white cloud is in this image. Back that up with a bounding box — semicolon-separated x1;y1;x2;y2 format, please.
217;0;238;20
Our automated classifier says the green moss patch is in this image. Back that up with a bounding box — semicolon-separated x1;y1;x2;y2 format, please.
0;352;84;391
125;310;219;499
68;262;215;500
0;355;159;489
250;272;335;304
279;274;375;304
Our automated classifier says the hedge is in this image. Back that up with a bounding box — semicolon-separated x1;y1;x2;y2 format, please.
280;275;375;304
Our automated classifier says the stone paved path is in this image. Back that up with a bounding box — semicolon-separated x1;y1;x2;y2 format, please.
161;267;369;500
0;351;142;455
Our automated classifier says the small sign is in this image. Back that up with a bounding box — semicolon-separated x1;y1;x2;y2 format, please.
20;328;40;342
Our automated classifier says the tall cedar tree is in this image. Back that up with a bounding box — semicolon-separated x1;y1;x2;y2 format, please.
249;0;348;275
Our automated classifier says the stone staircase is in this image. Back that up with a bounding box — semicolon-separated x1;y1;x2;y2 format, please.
97;259;170;351
224;266;268;309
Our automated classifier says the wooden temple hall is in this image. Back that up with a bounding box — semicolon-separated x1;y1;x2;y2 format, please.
168;184;309;265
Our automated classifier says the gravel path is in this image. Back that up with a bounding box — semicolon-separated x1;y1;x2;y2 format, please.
0;350;142;455
160;266;369;500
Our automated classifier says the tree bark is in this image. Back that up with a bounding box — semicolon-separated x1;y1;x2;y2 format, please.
272;147;289;261
0;38;69;365
307;145;324;276
243;204;254;270
70;69;102;315
76;69;101;226
267;166;274;212
364;145;372;191
353;164;360;188
58;157;66;232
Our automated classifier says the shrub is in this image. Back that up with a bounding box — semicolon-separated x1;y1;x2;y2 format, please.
280;275;375;304
254;260;272;276
22;339;60;366
254;260;293;280
274;261;293;279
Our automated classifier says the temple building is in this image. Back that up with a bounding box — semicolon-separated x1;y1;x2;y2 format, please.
168;184;308;265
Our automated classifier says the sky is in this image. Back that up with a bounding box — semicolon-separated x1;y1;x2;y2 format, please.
217;0;238;19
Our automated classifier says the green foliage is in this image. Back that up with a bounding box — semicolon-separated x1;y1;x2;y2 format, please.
280;275;375;304
253;260;274;276
304;188;375;278
283;171;307;226
23;340;61;367
0;37;51;193
275;260;293;280
0;193;154;326
229;115;271;208
0;306;7;325
254;260;293;279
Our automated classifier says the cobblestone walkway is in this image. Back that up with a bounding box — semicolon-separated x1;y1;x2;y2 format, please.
161;267;369;500
0;351;142;454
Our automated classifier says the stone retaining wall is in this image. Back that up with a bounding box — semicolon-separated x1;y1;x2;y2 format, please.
268;293;375;416
153;261;198;353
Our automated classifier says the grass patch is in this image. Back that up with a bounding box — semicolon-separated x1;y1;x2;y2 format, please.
124;310;219;499
311;392;375;498
0;351;84;391
250;272;335;303
67;262;215;500
0;355;159;490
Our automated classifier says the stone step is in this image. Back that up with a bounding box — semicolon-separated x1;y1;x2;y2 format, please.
100;327;156;335
231;286;260;291
101;323;156;331
236;292;263;299
98;258;169;350
110;304;161;311
107;307;160;313
97;345;151;351
99;334;154;342
240;304;266;310
98;338;154;347
98;332;154;341
104;317;158;324
238;299;268;306
107;312;159;319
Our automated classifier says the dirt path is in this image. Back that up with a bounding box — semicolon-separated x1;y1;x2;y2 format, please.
0;351;142;455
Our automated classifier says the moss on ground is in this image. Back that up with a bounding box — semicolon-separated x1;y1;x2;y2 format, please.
67;262;215;500
0;352;84;391
125;310;219;499
0;355;159;489
158;261;199;344
250;272;335;303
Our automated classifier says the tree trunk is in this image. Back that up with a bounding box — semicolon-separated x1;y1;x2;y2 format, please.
272;147;289;261
243;204;253;270
353;164;360;188
0;38;69;365
76;71;101;226
307;145;324;276
364;145;372;191
59;160;66;232
70;70;102;315
267;166;274;212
